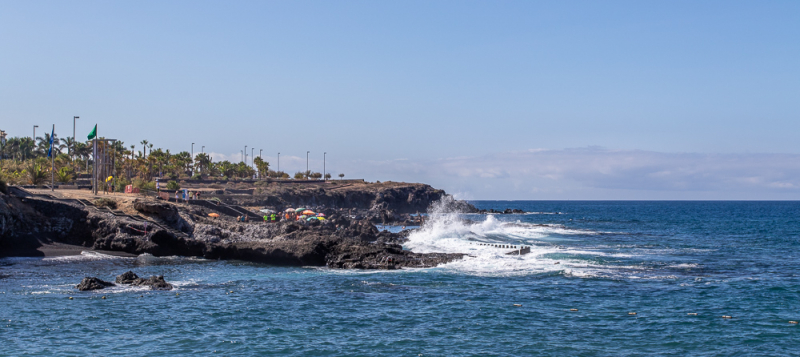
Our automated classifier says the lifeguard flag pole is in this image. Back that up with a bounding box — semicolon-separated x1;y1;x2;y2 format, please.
88;125;97;194
49;125;55;192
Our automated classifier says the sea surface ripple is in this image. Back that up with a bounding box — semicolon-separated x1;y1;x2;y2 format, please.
2;201;799;356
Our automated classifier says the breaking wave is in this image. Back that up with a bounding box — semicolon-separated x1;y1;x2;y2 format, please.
404;196;652;278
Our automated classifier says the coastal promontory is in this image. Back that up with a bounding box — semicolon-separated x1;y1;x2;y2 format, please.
0;180;469;269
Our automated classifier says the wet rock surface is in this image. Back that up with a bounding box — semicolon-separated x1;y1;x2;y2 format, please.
76;277;115;291
115;271;173;290
115;271;140;284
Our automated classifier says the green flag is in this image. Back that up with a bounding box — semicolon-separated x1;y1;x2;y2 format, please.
87;124;97;140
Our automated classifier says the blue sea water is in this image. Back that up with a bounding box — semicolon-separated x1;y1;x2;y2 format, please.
2;201;800;356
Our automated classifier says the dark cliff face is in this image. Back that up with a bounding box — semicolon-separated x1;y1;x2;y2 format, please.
224;183;460;214
0;191;464;269
0;193;95;253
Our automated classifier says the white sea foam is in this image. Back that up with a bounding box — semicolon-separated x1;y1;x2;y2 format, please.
44;251;130;262
404;196;645;277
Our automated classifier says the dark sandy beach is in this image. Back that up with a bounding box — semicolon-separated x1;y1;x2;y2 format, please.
2;242;138;258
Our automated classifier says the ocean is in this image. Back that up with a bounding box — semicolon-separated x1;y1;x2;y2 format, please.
2;201;799;356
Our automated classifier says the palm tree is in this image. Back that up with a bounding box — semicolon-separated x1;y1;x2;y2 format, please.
253;156;269;179
172;151;192;176
36;132;58;157
0;138;8;160
55;166;73;183
25;160;48;185
218;161;237;178
140;140;149;158
195;153;213;176
73;142;90;172
61;137;76;161
21;137;35;160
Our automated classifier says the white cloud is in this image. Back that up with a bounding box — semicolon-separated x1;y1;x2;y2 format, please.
334;148;800;200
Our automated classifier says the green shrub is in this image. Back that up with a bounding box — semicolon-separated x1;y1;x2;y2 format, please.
94;197;118;209
166;180;180;190
55;167;73;183
25;161;48;186
132;178;156;191
191;173;202;180
115;177;131;193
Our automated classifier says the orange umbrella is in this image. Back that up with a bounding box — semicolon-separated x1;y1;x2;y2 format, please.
302;210;315;216
208;213;220;218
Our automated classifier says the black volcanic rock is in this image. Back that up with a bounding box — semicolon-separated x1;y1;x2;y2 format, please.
76;277;115;291
115;271;139;284
133;275;173;290
115;271;173;290
133;199;180;223
3;184;471;271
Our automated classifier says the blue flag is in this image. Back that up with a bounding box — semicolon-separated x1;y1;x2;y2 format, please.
47;126;54;158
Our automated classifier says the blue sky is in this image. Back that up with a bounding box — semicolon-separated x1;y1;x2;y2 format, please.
1;1;799;199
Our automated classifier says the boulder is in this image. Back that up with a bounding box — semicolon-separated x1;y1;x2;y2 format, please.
76;277;115;291
115;271;139;284
115;271;173;290
133;199;180;223
133;275;173;290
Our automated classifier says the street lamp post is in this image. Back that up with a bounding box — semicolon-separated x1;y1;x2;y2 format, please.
251;148;254;169
191;143;195;176
202;146;205;154
306;151;310;179
244;145;248;164
32;125;38;160
324;152;326;181
72;116;79;159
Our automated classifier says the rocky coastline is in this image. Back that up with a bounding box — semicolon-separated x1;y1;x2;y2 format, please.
0;182;468;270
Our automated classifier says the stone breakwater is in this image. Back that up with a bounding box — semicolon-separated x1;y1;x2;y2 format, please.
0;189;464;269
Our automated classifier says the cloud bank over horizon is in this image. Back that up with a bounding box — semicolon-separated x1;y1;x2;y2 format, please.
338;147;800;200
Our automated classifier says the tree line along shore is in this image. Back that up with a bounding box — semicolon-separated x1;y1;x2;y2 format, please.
0;133;346;192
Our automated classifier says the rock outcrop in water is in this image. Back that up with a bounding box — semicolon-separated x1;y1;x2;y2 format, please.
115;271;140;284
76;277;115;291
115;271;174;290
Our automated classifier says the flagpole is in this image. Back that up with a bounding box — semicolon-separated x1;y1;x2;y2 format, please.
87;124;99;195
93;132;97;195
51;125;55;192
